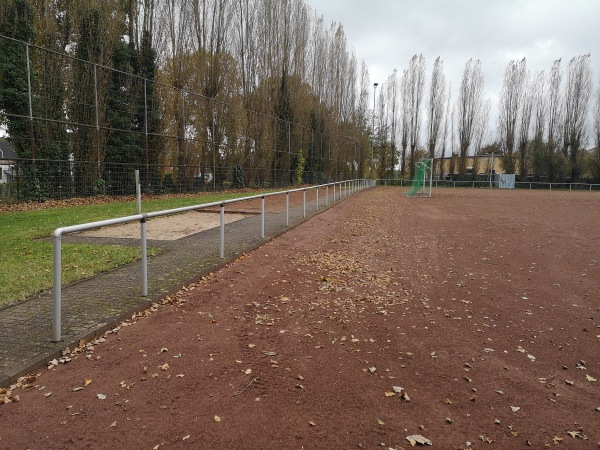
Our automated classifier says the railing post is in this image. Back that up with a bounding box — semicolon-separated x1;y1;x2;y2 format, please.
316;187;319;211
286;192;289;226
52;234;62;342
333;184;336;203
303;189;306;218
141;215;148;297
261;196;265;238
220;203;225;258
326;185;329;207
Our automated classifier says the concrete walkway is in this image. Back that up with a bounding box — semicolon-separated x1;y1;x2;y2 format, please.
0;187;361;386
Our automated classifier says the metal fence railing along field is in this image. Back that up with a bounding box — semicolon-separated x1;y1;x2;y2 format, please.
376;178;600;191
50;179;373;342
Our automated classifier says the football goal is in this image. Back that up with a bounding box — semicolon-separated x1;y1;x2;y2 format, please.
406;158;433;198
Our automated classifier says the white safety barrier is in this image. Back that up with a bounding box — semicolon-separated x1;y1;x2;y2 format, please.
52;179;374;341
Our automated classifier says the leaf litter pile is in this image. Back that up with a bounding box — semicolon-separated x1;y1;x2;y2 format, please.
1;188;599;449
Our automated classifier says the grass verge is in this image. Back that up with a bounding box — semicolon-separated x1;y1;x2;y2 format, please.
0;191;263;308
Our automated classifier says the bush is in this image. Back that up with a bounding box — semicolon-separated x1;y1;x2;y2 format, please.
93;178;106;196
162;173;176;193
232;165;245;189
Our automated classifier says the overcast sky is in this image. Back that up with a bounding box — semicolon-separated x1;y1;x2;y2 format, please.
307;0;599;140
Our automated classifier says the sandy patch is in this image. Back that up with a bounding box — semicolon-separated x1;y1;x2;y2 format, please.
80;210;250;241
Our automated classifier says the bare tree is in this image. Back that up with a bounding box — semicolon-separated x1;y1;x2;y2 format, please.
529;70;547;180
592;80;600;181
498;58;527;174
399;69;410;177
385;69;399;178
456;59;485;178
426;57;446;174
438;84;452;179
157;0;193;189
376;81;387;177
517;72;535;179
546;59;563;181
356;61;370;177
563;54;593;180
406;54;426;178
472;100;490;175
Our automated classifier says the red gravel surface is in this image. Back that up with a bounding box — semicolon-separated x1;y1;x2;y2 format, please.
1;187;599;449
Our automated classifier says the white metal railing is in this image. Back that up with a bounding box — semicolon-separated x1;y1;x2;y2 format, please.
376;179;600;191
51;179;374;341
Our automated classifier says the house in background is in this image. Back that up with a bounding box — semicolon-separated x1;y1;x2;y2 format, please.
0;140;16;184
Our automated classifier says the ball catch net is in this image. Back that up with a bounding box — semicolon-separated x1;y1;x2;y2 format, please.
406;158;433;198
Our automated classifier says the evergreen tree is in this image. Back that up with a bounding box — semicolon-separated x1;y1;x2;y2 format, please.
136;29;162;192
104;39;140;195
70;6;102;195
0;0;40;200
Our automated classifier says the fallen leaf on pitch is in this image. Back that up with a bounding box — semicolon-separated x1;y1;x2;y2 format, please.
585;374;596;382
567;430;587;439
510;406;520;412
406;434;432;446
84;378;92;386
97;393;107;400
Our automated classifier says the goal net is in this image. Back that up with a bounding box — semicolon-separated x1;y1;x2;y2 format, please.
406;158;433;198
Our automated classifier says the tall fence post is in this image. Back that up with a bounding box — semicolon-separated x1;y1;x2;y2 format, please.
303;189;306;218
261;195;265;238
52;234;62;342
286;192;289;226
219;202;225;258
141;216;148;296
136;170;148;297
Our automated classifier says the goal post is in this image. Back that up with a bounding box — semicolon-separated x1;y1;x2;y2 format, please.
405;158;433;198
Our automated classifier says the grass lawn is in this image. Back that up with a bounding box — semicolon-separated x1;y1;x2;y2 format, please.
0;191;262;308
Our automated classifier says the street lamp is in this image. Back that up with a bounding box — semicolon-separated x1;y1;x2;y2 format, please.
371;82;378;173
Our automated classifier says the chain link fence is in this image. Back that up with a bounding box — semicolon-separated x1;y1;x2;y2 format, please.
0;35;366;203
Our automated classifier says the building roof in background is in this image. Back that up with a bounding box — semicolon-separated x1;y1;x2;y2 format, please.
0;140;16;160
